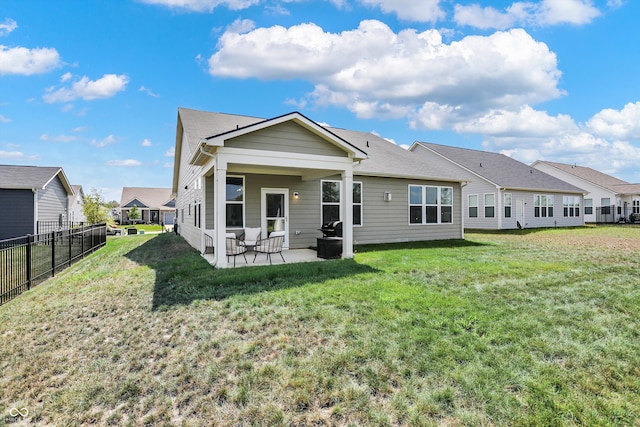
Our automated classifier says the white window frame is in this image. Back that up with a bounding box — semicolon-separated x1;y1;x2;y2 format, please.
534;194;554;218
484;193;495;218
353;181;363;227
584;198;593;215
504;193;512;218
563;196;580;217
321;179;342;225
468;194;478;218
408;185;453;225
226;175;245;229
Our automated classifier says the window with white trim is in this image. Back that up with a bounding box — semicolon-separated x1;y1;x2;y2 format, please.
584;198;593;215
321;180;341;224
484;193;495;218
409;185;453;224
601;197;611;215
504;193;512;218
226;176;244;228
468;194;478;218
534;194;554;218
563;196;580;217
633;200;640;214
353;181;363;226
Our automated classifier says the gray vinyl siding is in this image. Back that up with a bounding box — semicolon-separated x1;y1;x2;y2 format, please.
0;189;35;239
226;121;348;158
37;176;69;222
507;191;584;229
463;180;500;229
353;176;463;244
176;132;206;250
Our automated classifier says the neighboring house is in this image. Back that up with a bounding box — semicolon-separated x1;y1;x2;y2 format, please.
531;161;640;223
0;165;74;240
68;185;86;223
410;143;587;230
172;108;466;268
119;187;175;225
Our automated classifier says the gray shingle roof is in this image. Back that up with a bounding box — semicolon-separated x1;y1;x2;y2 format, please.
177;109;464;183
415;143;585;193
120;187;174;209
534;161;629;191
0;165;70;191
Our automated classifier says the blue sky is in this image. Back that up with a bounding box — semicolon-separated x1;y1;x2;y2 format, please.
1;0;638;203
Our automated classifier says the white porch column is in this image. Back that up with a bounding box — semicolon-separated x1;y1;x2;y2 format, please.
341;170;354;259
214;159;228;268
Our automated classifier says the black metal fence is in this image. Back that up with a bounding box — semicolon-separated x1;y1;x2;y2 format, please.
0;223;106;306
596;205;640;224
36;220;86;235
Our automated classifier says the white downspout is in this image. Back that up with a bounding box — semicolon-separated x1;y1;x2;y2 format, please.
460;181;469;240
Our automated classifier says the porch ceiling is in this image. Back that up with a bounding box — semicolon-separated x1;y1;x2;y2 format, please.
225;163;341;181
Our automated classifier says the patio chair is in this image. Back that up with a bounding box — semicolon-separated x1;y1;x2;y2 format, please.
253;231;286;265
226;232;247;267
240;227;262;252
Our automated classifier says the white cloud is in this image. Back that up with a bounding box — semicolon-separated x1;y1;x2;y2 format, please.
139;85;160;98
210;21;563;122
454;0;601;29
587;102;640;140
359;0;445;22
43;74;129;103
0;114;11;123
60;72;73;82
165;147;175;157
40;133;77;142
142;138;153;147
0;18;18;36
137;0;260;12
91;134;118;148
163;162;173;168
0;45;62;75
0;150;37;159
107;159;143;166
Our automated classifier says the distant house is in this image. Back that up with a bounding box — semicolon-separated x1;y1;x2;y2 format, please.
172;108;466;268
531;161;640;223
119;187;175;225
410;143;587;230
68;185;86;223
0;165;74;240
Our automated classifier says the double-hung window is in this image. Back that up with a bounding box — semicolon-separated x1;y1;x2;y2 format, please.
484;193;495;218
504;193;512;218
563;196;580;217
468;195;478;218
633;200;640;214
534;194;554;218
584;198;593;215
409;185;453;224
321;180;364;226
353;182;363;226
601;198;611;215
226;176;244;227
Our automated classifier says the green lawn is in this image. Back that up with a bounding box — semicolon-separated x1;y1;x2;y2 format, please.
1;227;639;425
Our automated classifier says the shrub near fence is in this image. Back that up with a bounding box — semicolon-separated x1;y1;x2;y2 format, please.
0;223;106;306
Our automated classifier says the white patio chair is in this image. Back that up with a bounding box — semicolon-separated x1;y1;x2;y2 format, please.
253;231;286;265
226;232;247;267
240;227;262;252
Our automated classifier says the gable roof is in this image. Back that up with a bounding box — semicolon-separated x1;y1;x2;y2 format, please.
0;164;74;194
70;185;84;204
412;143;585;193
120;187;174;210
531;160;629;192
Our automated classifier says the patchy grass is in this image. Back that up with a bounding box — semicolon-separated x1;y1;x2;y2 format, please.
1;226;639;425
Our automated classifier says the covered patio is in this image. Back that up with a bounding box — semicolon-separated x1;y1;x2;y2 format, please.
201;248;323;268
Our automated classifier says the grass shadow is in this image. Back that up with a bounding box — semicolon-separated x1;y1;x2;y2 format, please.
124;233;379;310
355;238;489;253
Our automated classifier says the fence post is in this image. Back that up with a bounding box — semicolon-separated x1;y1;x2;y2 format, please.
51;231;56;277
26;235;32;290
68;228;72;267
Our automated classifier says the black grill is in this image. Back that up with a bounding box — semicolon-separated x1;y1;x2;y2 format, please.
319;221;343;237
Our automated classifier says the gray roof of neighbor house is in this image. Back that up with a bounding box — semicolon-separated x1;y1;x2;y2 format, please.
0;164;74;193
533;160;629;192
612;183;640;195
120;187;174;209
176;108;465;184
414;143;586;193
